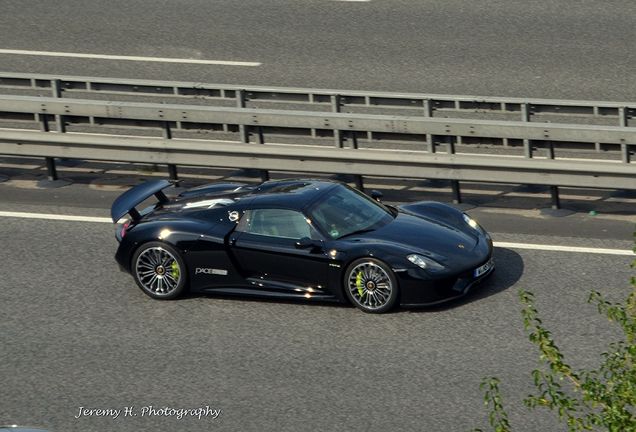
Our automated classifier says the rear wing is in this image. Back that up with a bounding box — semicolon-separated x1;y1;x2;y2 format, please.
110;179;173;223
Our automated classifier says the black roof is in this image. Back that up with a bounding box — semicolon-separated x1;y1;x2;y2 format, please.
243;179;340;210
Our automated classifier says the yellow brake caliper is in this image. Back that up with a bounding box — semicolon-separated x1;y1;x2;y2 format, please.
171;261;180;280
355;271;364;297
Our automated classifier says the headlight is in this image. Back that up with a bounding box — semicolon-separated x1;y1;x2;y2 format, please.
407;254;446;272
462;213;479;230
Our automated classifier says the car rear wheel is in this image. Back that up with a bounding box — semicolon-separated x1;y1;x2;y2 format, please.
132;242;186;300
344;258;398;313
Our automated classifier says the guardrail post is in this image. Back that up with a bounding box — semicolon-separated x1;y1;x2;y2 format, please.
167;164;178;180
546;141;555;159
348;132;363;189
162;121;172;139
162;121;178;180
424;99;435;153
502;102;509;147
593;106;601;152
619;107;631;163
453;101;463;149
355;176;364;191
37;106;59;180
447;136;456;155
45;157;58;181
350;131;358;149
37;113;50;132
331;95;344;148
521;103;533;158
257;127;269;181
236;90;249;143
51;79;66;133
550;186;561;209
236;90;269;181
451;180;461;204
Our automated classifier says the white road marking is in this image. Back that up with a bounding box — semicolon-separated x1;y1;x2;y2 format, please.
494;241;634;256
0;211;111;223
0;49;261;67
0;210;633;255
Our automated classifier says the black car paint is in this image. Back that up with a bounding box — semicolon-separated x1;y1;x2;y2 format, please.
114;179;493;307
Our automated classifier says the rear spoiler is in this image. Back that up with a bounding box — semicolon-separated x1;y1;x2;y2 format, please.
110;179;174;223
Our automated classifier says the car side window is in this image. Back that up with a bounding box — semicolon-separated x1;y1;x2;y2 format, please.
236;209;318;240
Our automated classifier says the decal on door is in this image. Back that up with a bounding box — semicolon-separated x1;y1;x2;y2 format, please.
195;268;229;276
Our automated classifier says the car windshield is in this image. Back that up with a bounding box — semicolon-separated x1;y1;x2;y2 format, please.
308;184;394;239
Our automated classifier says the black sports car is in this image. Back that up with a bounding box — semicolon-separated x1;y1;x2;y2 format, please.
111;179;494;313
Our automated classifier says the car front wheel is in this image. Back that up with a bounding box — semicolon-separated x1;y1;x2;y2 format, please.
132;241;187;300
344;258;398;313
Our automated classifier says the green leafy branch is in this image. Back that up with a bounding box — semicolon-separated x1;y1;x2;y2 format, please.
476;236;636;431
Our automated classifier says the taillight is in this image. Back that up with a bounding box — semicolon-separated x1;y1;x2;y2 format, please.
120;221;131;239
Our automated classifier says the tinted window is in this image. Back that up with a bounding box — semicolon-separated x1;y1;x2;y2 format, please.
237;209;316;239
308;185;394;239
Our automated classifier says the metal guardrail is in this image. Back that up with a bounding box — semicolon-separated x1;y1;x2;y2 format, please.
0;72;635;208
1;71;634;121
1;72;634;155
2;96;636;147
0;130;633;190
0;72;636;155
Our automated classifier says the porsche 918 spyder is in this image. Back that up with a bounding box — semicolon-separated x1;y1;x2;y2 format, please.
111;179;494;313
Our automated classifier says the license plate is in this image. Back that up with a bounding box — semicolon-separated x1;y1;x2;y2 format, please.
474;259;493;277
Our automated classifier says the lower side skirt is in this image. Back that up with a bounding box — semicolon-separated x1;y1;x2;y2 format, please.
199;287;338;302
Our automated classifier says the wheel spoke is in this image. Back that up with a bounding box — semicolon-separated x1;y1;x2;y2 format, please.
154;249;163;266
348;261;393;311
147;274;158;291
165;272;178;285
139;256;153;267
375;290;388;301
135;247;182;296
148;250;157;266
373;291;382;306
165;274;177;289
363;290;371;307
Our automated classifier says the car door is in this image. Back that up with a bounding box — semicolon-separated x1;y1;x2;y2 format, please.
229;208;331;294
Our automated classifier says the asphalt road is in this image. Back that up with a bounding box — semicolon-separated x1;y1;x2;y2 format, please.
1;2;636;430
0;0;635;100
0;178;634;432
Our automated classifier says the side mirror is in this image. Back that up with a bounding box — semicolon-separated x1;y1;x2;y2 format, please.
370;189;383;202
295;237;322;250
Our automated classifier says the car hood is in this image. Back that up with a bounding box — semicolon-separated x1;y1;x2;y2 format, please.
345;212;481;263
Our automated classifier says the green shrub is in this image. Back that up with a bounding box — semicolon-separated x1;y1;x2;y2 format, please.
476;240;636;432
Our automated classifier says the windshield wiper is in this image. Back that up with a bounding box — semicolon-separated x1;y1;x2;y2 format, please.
385;204;399;216
337;228;375;239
